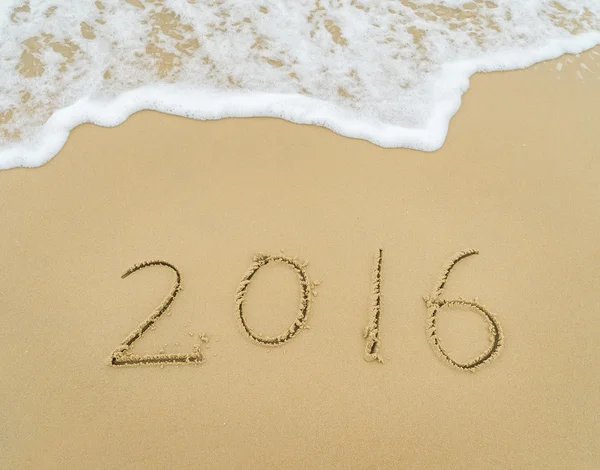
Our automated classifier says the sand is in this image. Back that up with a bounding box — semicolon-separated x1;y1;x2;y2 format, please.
1;49;600;469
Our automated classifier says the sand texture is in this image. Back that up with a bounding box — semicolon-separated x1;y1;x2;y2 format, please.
1;50;600;468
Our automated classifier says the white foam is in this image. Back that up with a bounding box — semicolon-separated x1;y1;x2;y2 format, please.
0;0;599;169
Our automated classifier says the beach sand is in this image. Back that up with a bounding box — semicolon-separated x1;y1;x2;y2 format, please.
1;49;600;468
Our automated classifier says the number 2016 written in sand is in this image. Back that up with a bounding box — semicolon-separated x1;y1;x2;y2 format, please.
110;249;504;372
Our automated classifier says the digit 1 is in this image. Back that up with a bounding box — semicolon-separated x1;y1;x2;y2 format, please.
364;249;383;363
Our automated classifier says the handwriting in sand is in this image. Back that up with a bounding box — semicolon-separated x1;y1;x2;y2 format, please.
111;249;504;371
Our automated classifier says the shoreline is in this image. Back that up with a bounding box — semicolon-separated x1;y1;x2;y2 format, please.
2;44;599;170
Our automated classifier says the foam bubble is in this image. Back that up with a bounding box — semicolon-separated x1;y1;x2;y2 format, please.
0;0;599;169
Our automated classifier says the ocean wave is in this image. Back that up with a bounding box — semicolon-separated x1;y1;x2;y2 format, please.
1;0;599;168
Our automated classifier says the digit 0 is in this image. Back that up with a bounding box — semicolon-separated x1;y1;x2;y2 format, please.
235;253;313;346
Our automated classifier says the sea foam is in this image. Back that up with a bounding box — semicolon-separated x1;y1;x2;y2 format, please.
0;0;599;169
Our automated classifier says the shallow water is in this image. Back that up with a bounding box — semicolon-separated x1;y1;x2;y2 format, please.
0;0;599;168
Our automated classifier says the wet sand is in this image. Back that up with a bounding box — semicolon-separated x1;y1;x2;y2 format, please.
1;50;600;468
